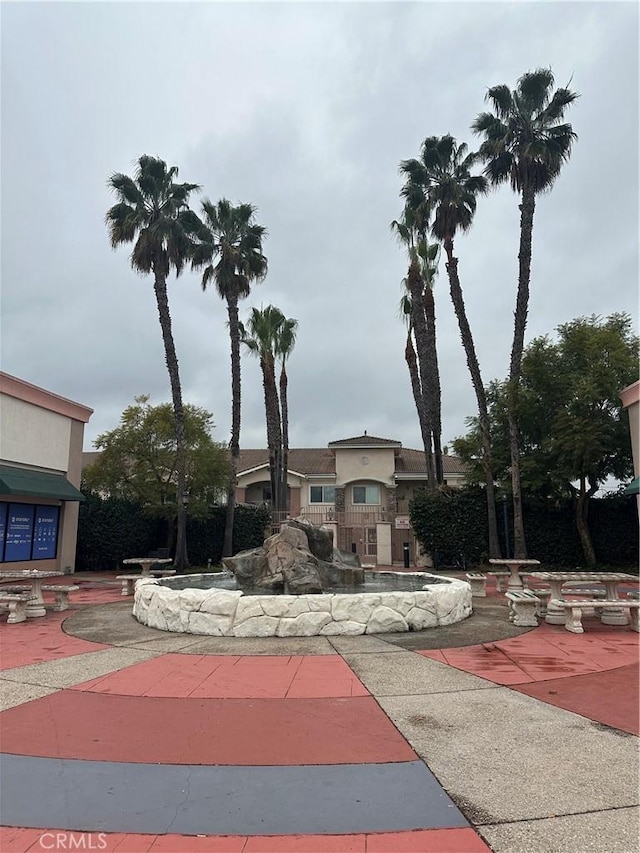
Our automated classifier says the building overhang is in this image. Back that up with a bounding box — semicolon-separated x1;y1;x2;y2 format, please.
0;465;85;502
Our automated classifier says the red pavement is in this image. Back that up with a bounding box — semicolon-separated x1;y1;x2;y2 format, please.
1;572;638;851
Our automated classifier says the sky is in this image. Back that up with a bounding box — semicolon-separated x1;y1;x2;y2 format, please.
2;1;638;457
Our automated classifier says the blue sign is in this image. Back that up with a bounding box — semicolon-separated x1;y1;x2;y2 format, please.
4;504;35;562
32;505;60;559
0;503;6;561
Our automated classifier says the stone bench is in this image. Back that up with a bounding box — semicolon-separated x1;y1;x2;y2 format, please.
532;586;606;617
505;589;540;627
466;572;487;597
41;584;79;612
550;598;640;634
0;591;36;623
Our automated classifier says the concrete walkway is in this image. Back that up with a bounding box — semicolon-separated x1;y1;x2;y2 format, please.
0;573;638;852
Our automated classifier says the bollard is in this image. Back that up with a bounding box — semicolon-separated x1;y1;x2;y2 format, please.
403;542;410;568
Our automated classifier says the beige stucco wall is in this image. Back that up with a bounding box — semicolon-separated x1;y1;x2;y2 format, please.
620;380;640;475
1;396;72;471
335;447;396;486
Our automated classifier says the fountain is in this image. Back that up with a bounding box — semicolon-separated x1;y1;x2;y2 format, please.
133;518;472;636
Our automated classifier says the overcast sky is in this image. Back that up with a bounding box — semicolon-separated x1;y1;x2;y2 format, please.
2;1;638;456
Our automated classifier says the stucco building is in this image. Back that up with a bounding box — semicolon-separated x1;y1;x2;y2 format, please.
236;433;467;566
0;372;92;572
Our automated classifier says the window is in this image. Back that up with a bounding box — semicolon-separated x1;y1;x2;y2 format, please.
352;485;380;505
0;503;60;562
310;485;335;504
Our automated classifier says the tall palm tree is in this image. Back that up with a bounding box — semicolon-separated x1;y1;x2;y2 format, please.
473;68;578;558
400;135;501;558
193;199;268;556
275;315;298;513
241;305;286;515
105;155;202;570
392;210;442;488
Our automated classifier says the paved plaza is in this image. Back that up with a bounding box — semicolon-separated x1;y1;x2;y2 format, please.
0;573;638;852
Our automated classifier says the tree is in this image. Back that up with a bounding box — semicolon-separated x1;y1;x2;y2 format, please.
242;305;298;516
473;67;579;558
453;314;638;565
392;208;442;488
274;314;298;512
400;135;501;557
83;396;230;551
106;155;203;570
192;199;268;556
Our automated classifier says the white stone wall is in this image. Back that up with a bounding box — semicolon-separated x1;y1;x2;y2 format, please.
133;574;472;637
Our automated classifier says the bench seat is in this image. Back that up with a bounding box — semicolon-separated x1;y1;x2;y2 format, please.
0;591;36;623
465;572;487;597
550;598;640;634
41;584;79;611
505;589;540;627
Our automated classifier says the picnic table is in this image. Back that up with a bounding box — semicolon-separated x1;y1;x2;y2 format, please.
0;569;64;617
526;571;639;626
122;557;174;576
488;558;541;591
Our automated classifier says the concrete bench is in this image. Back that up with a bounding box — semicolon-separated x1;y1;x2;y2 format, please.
0;591;36;623
505;589;540;627
465;572;487;597
532;587;606;617
41;584;79;612
550;598;640;634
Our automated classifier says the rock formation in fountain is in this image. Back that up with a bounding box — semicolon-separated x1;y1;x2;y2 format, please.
221;517;364;594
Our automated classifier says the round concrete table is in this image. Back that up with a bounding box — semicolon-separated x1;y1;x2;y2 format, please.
488;559;540;591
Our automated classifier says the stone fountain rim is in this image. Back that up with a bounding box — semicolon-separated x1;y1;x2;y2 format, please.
132;571;473;637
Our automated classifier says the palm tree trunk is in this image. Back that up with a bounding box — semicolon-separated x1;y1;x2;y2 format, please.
422;284;443;484
223;293;242;557
404;332;433;480
152;267;188;569
444;238;501;558
408;259;435;489
507;186;537;559
279;365;290;514
261;352;283;516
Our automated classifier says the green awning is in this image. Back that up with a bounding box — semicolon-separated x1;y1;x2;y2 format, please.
0;465;85;502
623;476;640;496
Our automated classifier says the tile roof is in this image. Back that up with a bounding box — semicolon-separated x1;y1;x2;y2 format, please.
237;447;466;477
327;434;401;447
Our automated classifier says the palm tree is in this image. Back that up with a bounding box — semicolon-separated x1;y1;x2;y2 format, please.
275;315;298;513
193;199;268;556
105;155;202;570
241;305;286;516
473;68;578;558
392;210;442;488
400;135;501;558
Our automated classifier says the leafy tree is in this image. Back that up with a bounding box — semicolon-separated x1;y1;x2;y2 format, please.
105;155;203;569
453;314;638;565
192;199;268;556
473;68;579;558
83;396;230;551
391;208;442;488
242;305;298;515
400;135;501;556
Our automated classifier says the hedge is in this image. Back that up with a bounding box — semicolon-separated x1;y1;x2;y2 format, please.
410;486;639;569
76;491;271;570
